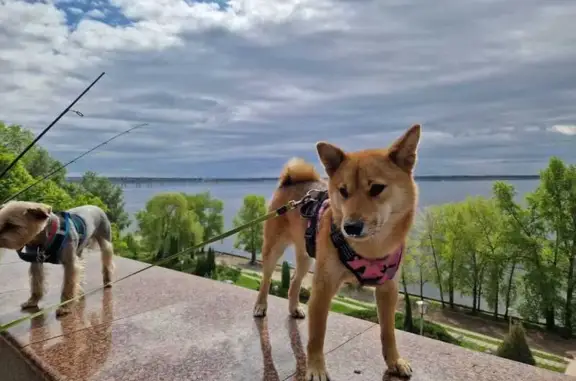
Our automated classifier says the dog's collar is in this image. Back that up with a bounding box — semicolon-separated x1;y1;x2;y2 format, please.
17;212;70;264
301;191;403;286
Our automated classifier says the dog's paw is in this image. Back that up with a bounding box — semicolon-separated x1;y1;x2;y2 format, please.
290;305;306;319
386;358;412;378
20;300;38;310
55;306;71;317
306;367;331;381
253;303;267;318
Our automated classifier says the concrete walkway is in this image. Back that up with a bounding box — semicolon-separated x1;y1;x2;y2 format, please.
566;359;576;377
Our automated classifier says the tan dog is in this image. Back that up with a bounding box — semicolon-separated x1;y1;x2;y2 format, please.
254;124;421;380
0;201;115;316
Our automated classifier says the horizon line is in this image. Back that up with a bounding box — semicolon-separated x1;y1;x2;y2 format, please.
66;174;540;182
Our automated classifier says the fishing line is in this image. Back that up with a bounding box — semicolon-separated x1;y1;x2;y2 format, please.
0;72;106;180
3;122;149;204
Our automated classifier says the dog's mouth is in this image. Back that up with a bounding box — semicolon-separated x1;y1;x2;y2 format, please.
341;230;374;242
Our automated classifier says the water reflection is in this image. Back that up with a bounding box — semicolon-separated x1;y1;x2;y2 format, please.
255;317;307;381
28;289;114;380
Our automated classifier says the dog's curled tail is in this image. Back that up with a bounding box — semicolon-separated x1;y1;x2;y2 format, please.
278;157;321;187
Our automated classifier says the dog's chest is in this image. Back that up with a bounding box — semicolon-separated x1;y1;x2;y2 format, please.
300;191;403;286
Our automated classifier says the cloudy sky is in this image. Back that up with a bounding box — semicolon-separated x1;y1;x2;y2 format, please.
1;0;575;178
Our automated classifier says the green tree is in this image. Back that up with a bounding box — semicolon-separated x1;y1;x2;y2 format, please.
0;121;65;184
281;261;291;291
136;193;204;263
185;192;224;240
406;223;434;300
493;181;557;330
81;171;131;230
0;152;99;212
530;158;576;335
438;203;468;309
233;194;267;264
495;322;536;366
417;207;446;307
402;268;415;332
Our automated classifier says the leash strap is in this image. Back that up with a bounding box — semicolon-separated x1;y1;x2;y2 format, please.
0;197;304;333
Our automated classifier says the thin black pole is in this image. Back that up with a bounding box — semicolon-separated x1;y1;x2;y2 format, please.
0;72;106;180
3;122;149;203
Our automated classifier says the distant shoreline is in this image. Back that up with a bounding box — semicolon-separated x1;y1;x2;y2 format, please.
67;174;539;184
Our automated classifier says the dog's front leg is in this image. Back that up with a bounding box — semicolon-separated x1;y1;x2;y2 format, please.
305;268;341;381
56;250;82;317
375;281;412;377
21;263;45;310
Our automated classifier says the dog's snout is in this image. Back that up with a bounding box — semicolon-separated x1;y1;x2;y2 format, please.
343;220;364;237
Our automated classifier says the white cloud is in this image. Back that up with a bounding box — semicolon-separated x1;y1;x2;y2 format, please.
0;0;575;177
86;8;106;19
549;125;576;136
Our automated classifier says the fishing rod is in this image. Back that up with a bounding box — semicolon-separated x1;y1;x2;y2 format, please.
3;122;149;204
0;72;106;180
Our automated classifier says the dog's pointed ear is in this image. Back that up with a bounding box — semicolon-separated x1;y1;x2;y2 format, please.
25;204;52;220
389;124;421;173
316;141;346;176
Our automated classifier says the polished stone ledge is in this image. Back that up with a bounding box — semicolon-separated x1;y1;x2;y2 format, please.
0;252;572;381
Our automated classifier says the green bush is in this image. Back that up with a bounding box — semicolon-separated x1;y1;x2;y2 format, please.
281;261;291;290
206;247;216;275
344;308;460;345
216;265;241;283
299;287;311;304
256;279;310;302
496;323;536;366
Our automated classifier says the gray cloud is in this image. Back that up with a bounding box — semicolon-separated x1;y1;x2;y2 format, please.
0;0;575;178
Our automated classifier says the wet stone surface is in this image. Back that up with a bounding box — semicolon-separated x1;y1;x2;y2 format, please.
0;252;572;380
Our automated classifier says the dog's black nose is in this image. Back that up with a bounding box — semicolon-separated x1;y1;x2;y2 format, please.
343;220;364;236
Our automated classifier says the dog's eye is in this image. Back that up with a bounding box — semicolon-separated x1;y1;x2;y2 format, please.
369;184;386;197
338;187;349;199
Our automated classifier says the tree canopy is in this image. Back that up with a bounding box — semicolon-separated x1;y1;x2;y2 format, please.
408;156;576;336
233;194;267;264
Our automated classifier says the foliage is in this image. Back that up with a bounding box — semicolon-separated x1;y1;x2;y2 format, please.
344;308;460;345
215;263;241;283
80;171;131;231
281;261;291;290
185;192;224;240
0;121;65;185
257;278;311;303
496;323;536;366
403;157;576;337
136;192;204;262
233;194;267;264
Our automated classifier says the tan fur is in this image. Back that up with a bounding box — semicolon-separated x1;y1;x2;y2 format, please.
254;124;421;380
0;201;114;317
278;157;321;187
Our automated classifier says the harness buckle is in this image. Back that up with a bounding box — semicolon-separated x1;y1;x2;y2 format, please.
35;246;47;263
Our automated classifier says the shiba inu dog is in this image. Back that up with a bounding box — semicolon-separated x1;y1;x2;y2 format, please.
254;124;421;380
0;201;115;317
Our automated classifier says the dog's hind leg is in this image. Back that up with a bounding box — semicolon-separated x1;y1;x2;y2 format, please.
288;240;312;319
97;238;115;287
253;232;288;318
21;263;45;310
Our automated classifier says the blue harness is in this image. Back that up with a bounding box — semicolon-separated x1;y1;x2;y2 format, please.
17;212;87;265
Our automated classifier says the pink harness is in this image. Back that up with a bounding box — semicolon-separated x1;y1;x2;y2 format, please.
308;198;403;286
